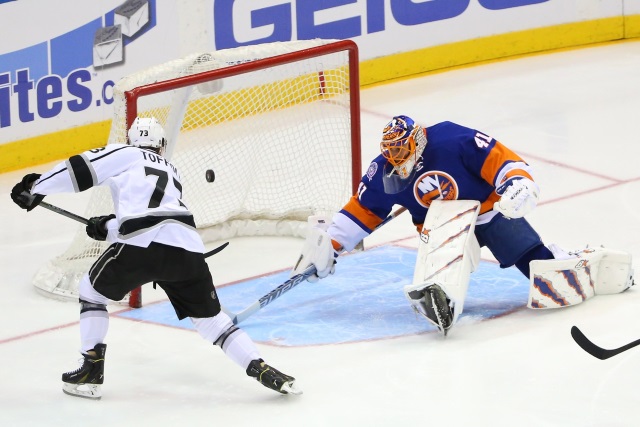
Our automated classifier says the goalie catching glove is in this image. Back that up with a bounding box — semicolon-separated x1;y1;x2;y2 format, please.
10;173;45;212
291;221;338;283
493;177;539;219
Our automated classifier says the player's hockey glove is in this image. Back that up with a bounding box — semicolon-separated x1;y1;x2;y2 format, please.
291;227;338;283
11;173;45;212
86;214;116;241
493;177;539;219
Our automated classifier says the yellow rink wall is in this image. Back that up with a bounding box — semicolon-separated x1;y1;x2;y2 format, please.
1;16;639;174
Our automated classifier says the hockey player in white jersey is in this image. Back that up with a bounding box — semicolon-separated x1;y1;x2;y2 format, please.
10;117;300;399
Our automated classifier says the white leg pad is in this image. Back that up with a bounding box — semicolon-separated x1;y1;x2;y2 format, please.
594;248;634;295
403;200;481;324
528;247;633;309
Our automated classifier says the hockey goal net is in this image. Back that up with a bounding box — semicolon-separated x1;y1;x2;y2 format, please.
32;39;361;307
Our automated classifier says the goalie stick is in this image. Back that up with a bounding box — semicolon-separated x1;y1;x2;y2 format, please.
223;206;407;324
571;326;640;360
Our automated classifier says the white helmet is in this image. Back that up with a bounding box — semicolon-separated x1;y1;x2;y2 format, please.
128;117;167;155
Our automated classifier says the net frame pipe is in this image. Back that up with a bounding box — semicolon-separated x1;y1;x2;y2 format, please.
123;40;361;308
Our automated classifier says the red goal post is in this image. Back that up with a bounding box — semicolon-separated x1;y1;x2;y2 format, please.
32;39;361;308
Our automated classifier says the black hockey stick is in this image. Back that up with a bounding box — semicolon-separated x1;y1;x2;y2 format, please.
223;206;407;325
204;242;229;258
40;201;89;225
571;326;640;360
39;201;228;259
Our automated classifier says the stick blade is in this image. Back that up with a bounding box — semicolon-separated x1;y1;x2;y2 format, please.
571;326;608;360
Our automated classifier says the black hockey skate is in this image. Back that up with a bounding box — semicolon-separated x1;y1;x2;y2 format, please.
62;343;106;400
246;359;301;395
424;284;454;336
409;284;454;337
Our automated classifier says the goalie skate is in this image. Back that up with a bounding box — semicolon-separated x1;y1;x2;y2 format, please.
408;284;454;337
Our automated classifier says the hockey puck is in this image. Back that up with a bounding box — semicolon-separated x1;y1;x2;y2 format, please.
205;169;215;183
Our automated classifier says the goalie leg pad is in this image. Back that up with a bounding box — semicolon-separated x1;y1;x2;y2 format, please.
594;248;634;295
528;247;633;309
409;200;481;327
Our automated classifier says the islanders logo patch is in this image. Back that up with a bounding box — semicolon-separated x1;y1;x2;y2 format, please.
414;171;459;207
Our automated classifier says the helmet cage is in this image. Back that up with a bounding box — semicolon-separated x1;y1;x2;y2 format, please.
380;116;427;179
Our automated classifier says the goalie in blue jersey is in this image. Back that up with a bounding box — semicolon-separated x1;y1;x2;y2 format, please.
292;115;633;336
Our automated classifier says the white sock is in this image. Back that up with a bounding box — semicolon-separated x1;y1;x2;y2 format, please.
80;315;109;353
220;331;261;369
78;274;109;352
192;312;261;370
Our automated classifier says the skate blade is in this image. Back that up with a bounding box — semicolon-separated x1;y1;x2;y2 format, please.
411;306;450;337
62;382;102;400
431;320;450;337
281;381;303;395
435;319;452;338
434;309;451;337
430;295;452;337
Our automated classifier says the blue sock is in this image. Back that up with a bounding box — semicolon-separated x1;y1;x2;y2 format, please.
515;244;554;277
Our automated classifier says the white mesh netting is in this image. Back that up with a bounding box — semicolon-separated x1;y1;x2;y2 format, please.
32;39;359;304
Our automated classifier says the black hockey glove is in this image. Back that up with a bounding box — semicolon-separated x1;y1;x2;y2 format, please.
86;214;116;241
11;173;44;212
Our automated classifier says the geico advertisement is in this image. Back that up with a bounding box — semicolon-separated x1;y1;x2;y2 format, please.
212;0;560;53
211;0;627;58
0;0;620;145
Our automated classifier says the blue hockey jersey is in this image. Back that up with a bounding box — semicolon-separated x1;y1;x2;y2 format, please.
328;121;536;252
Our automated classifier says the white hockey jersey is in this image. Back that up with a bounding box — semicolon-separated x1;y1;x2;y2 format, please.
31;144;204;253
